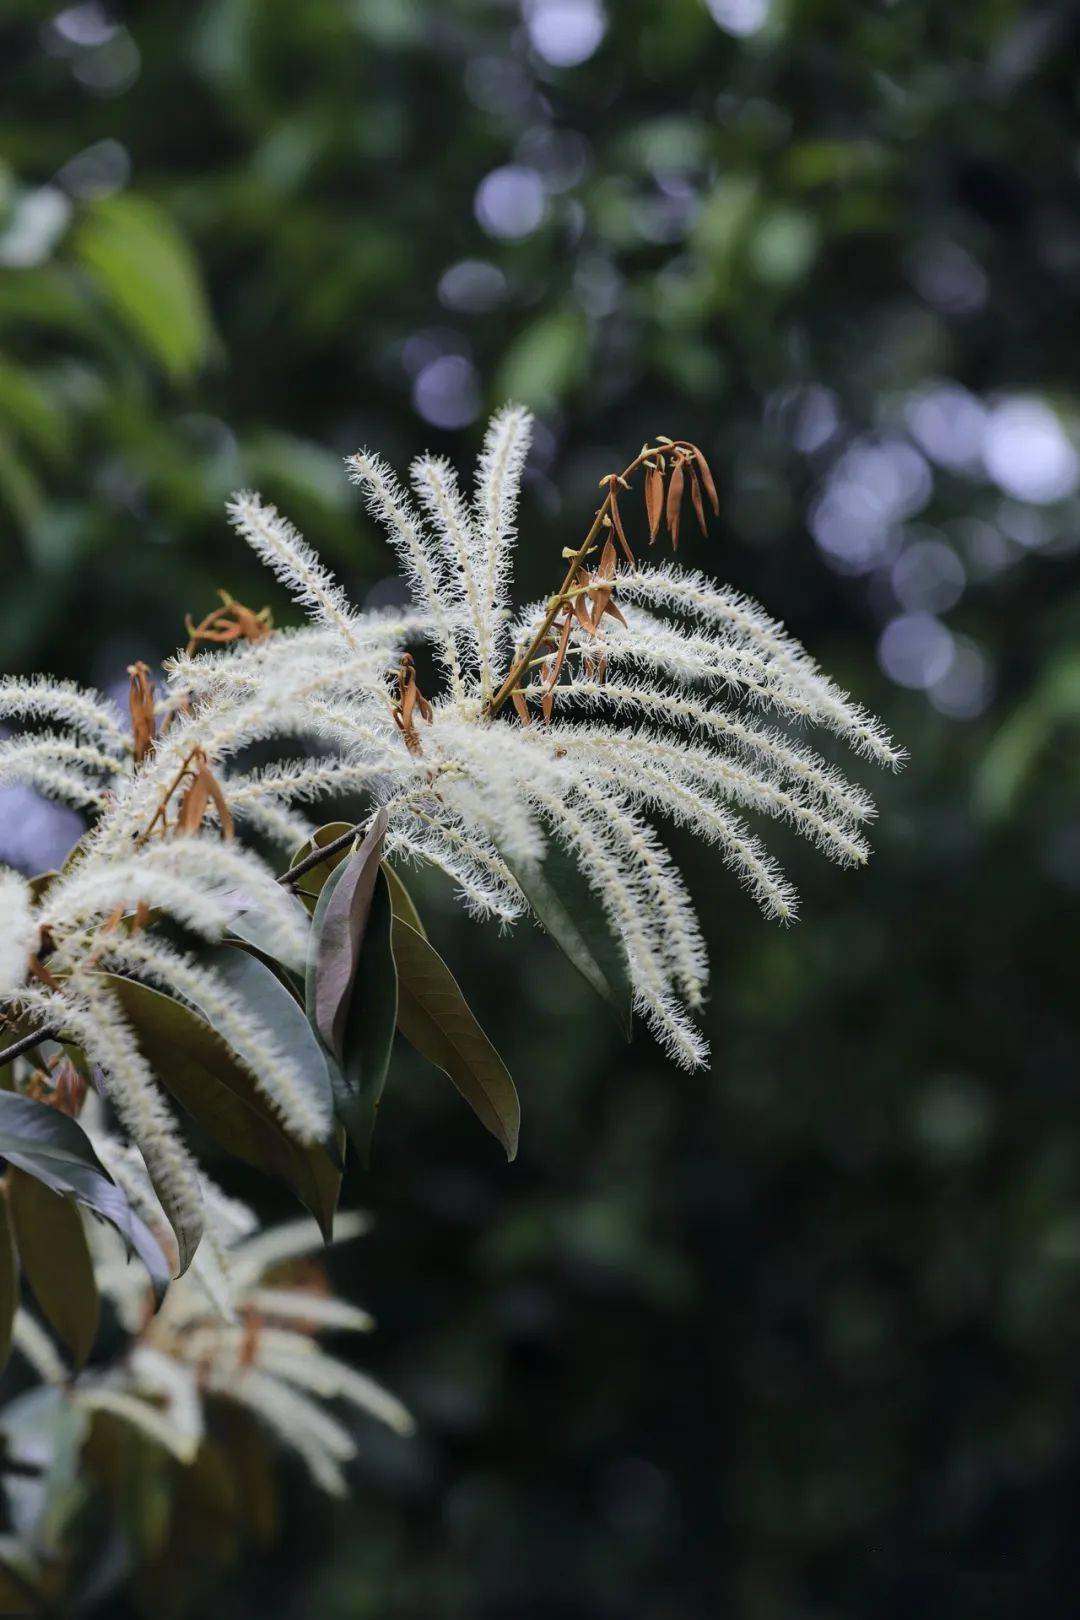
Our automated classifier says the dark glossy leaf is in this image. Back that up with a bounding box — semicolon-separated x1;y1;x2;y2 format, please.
195;944;336;1150
104;975;341;1239
9;1168;99;1370
502;841;634;1039
309;810;388;1061
383;860;427;937
288;821;355;914
391;917;519;1160
0;1092;170;1301
0;1191;16;1376
310;867;398;1165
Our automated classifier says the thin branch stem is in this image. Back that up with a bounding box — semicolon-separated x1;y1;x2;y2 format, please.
278;824;360;886
0;1027;58;1069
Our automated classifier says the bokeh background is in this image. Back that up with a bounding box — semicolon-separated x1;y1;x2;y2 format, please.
3;0;1080;1614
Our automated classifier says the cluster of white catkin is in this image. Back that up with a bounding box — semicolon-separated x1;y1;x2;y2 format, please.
1;404;902;1145
225;403;904;1068
3;1112;411;1507
0;618;432;1268
0;402;903;1553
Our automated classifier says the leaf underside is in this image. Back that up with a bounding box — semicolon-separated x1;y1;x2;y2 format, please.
104;975;341;1241
391;916;520;1161
9;1168;99;1370
0;1090;170;1301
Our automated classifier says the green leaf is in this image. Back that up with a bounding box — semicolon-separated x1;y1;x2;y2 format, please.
289;821;356;914
104;975;341;1239
9;1167;99;1370
71;194;215;380
195;944;335;1146
383;860;427;937
0;1190;16;1376
391;917;519;1160
502;841;634;1039
0;1092;170;1301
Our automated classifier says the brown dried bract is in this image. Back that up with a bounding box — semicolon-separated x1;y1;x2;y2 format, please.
141;746;234;843
185;591;273;658
689;444;720;515
689;464;708;537
645;464;664;543
607;478;635;565
666;458;686;549
43;1054;87;1118
392;654;433;755
177;750;235;841
127;662;156;764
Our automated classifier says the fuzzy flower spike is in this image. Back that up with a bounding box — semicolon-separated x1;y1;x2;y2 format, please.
227;409;904;1071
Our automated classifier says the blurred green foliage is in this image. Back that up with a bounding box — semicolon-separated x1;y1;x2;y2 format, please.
3;0;1080;1614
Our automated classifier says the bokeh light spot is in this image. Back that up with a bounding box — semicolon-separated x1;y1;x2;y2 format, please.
412;355;481;430
474;166;546;241
877;613;955;690
523;0;606;67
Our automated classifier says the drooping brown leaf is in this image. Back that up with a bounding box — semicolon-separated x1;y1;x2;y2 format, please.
666;458;686;548
174;756;233;840
689;464;708;536
645;464;664;543
588;536;619;627
544;612;573;694
608;485;634;564
570;585;594;636
690;444;720;515
511;690;531;727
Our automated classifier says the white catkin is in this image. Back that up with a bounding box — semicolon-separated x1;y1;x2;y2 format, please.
0;871;38;995
226;491;364;653
0;676;128;751
475;402;532;681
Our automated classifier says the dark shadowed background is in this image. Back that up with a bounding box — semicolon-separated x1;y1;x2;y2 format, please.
3;0;1080;1614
